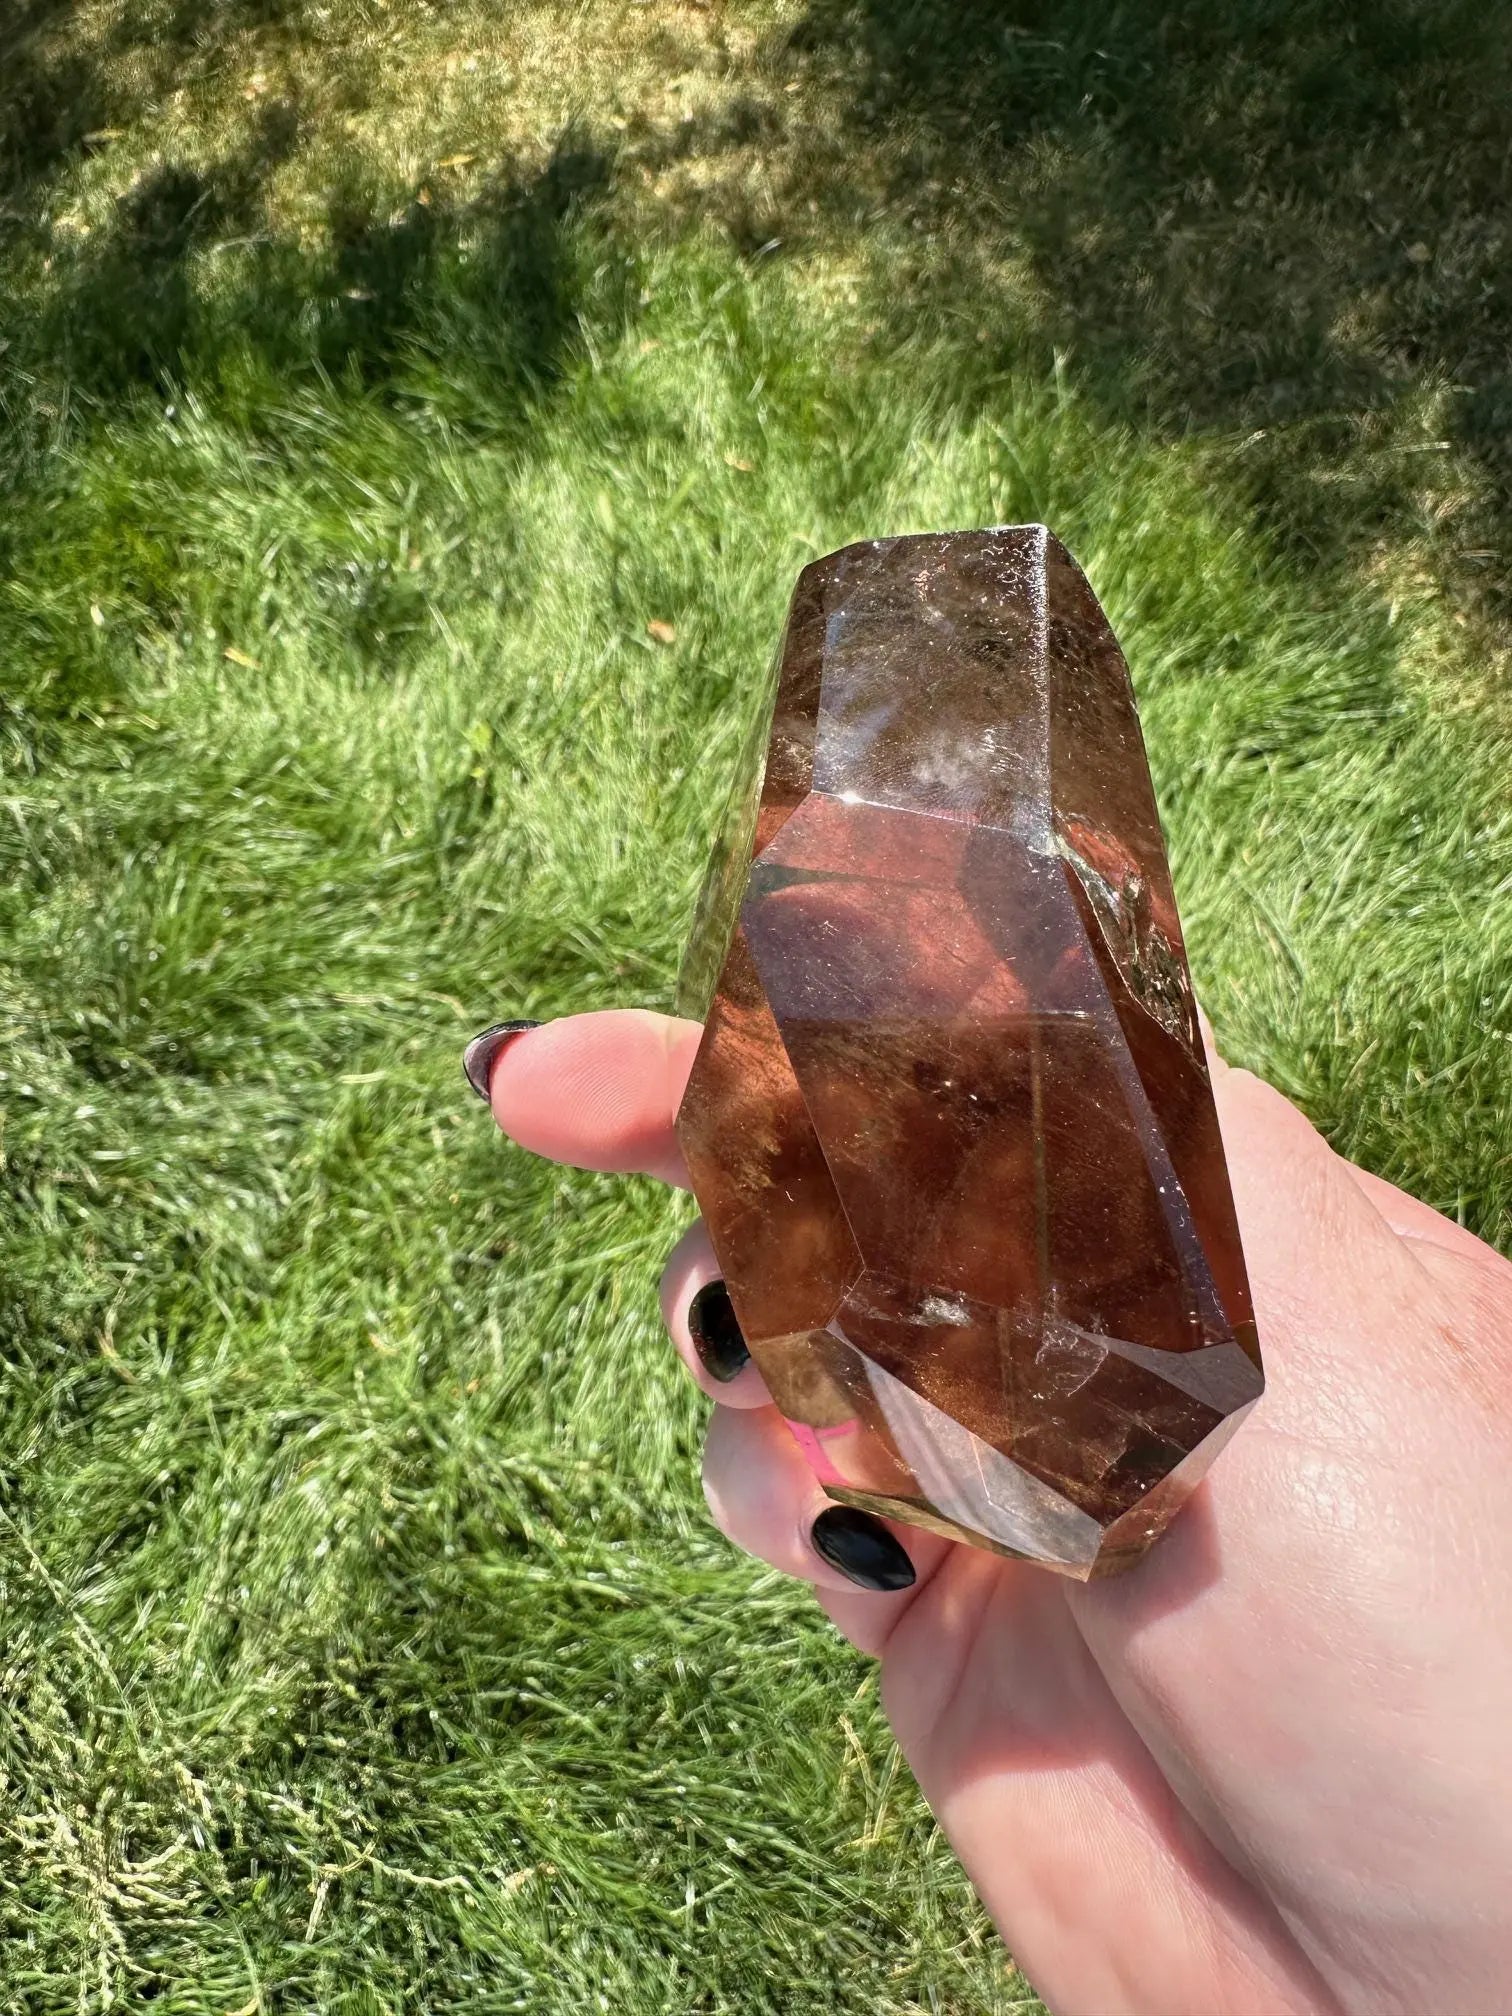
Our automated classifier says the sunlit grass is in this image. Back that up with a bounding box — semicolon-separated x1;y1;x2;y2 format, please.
2;2;1510;2010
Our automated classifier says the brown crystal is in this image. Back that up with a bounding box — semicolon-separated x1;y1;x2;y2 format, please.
675;528;1260;1578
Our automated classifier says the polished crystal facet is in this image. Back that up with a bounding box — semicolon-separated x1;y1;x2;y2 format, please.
675;528;1260;1578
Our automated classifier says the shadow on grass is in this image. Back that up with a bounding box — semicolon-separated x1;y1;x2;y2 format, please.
686;0;1512;623
8;0;1512;629
2;0;1510;770
1;0;305;202
0;31;619;728
2;0;618;414
24;131;615;414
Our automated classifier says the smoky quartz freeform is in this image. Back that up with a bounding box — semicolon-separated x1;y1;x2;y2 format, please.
674;527;1260;1578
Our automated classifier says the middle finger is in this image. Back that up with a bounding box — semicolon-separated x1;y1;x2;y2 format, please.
659;1217;773;1407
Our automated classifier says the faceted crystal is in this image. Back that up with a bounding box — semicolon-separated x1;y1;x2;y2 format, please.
675;528;1260;1578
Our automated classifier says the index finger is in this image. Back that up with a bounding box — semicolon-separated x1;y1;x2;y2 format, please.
481;1009;701;1188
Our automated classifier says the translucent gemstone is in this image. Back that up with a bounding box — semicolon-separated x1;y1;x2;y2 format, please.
675;528;1260;1578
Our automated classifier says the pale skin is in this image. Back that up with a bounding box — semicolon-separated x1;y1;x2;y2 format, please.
481;1008;1512;2016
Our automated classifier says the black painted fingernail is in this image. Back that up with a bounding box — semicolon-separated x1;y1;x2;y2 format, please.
810;1506;915;1592
462;1020;541;1102
688;1279;751;1383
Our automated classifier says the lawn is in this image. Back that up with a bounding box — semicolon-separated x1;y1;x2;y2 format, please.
1;2;1510;2010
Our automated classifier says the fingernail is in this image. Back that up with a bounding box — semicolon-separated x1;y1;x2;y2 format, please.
810;1506;915;1592
462;1020;541;1103
687;1279;751;1383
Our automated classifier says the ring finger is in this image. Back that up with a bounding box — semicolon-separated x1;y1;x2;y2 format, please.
703;1401;950;1606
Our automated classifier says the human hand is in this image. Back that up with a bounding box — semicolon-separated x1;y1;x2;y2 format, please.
468;1010;1512;2016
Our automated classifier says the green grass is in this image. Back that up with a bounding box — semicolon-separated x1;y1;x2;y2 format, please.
2;2;1510;2009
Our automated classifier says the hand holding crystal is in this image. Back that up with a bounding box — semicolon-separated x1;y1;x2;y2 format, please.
471;1008;1512;2016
